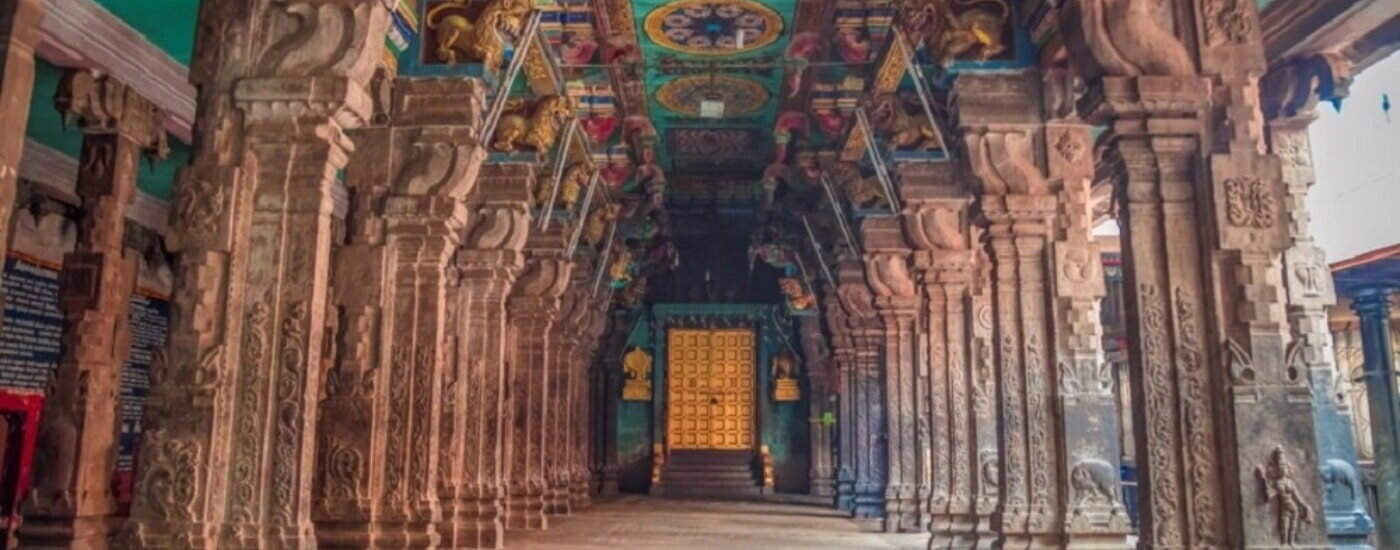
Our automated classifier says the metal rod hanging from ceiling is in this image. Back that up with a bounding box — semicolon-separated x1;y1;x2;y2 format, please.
540;118;580;230
567;170;601;257
801;215;837;285
854;106;901;212
818;173;860;255
592;218;618;297
481;11;543;148
894;29;952;161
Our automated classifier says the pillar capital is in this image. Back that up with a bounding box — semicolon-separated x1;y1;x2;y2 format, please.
55;69;169;152
1350;288;1395;316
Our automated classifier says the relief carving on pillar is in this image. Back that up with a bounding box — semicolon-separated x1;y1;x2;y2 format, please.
1254;445;1315;546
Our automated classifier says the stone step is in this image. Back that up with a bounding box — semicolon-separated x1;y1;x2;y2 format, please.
652;484;765;498
661;472;758;484
667;450;754;466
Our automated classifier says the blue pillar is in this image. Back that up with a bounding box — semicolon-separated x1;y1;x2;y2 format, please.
1351;289;1400;548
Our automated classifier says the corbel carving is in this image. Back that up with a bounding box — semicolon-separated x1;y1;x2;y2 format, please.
1261;54;1352;121
1060;0;1195;78
964;130;1049;197
463;205;530;252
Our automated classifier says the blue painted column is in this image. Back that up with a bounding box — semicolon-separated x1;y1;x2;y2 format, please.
1351;289;1400;548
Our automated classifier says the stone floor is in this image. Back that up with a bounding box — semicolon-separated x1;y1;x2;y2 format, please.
508;496;928;549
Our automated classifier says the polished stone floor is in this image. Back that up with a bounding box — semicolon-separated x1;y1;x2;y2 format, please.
508;496;928;549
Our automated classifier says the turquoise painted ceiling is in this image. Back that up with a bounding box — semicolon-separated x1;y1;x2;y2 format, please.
633;0;797;175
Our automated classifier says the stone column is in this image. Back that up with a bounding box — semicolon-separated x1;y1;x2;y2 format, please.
1350;290;1400;548
967;236;998;548
1062;1;1328;546
862;219;921;533
20;69;165;548
823;287;857;510
118;3;391;547
957;73;1061;547
597;310;626;496
506;235;573;530
451;166;532;548
544;273;590;517
311;76;486;550
572;293;608;507
312;121;390;548
798;314;836;497
1262;55;1375;549
0;0;43;265
899;162;977;548
836;259;885;519
1043;108;1131;545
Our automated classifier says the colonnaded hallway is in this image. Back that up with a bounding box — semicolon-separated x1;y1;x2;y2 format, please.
0;0;1397;548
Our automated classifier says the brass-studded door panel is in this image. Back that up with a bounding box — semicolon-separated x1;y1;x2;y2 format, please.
667;329;754;450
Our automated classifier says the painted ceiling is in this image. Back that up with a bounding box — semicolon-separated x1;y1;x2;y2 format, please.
634;0;794;175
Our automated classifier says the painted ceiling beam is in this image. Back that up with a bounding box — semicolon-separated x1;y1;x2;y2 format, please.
37;0;195;142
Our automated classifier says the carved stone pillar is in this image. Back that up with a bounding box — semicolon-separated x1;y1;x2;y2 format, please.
1062;1;1328;546
861;221;920;534
506;235;573;530
452;165;532;548
117;3;391;548
899;162;977;548
544;272;591;517
571;293;608;508
823;287;856;510
313;122;389;548
799;315;835;497
836;259;885;519
1044;108;1131;546
310;77;486;550
597;310;626;497
1261;55;1375;549
0;0;43;266
20;69;165;548
957;73;1062;547
967;235;998;548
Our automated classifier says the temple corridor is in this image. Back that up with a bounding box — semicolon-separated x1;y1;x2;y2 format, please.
1;0;1399;549
507;497;927;550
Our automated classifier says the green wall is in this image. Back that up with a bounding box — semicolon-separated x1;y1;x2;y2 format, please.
94;0;198;66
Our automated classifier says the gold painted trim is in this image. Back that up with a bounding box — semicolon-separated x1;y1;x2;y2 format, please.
643;0;785;56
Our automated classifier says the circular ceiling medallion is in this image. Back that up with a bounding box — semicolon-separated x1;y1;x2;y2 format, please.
654;74;770;116
644;0;784;56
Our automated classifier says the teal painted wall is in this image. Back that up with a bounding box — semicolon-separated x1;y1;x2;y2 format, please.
617;312;654;492
613;304;809;493
27;60;190;201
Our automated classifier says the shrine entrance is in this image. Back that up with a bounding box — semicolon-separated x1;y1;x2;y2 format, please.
665;328;756;450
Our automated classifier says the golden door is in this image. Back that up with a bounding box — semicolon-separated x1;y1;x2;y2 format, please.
666;328;754;450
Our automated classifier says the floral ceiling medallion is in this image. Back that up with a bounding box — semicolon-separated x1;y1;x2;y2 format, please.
644;0;785;56
654;74;770;117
